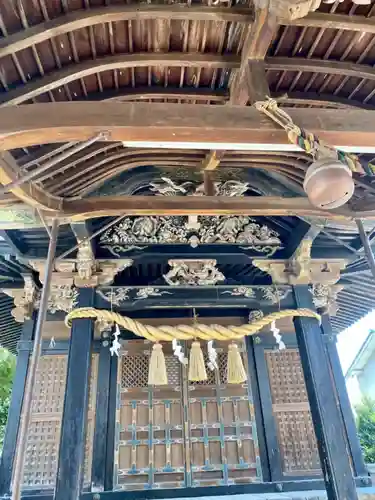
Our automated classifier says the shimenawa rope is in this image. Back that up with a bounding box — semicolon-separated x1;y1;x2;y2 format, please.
65;307;320;342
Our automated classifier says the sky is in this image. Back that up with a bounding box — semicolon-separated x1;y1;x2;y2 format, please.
337;309;375;373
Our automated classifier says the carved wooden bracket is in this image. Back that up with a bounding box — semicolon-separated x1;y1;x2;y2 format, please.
3;275;39;322
253;240;347;285
31;247;133;288
310;283;343;316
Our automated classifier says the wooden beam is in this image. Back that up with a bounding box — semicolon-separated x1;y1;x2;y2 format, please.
96;87;229;103
0;151;61;211
230;8;277;105
1;102;375;151
266;57;375;82
61;195;367;221
245;60;270;104
0;5;253;60
274;91;375;110
289;11;375;34
0;53;240;107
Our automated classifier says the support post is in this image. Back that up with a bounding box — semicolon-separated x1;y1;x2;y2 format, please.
251;340;283;481
54;288;95;500
293;285;358;500
11;219;59;500
245;336;271;482
321;314;368;479
355;219;375;280
91;343;112;492
0;315;36;496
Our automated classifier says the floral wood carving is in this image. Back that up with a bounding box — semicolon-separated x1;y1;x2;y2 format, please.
97;287;173;304
260;286;291;304
99;215;282;256
163;259;225;286
221;286;256;298
97;288;131;306
35;285;78;314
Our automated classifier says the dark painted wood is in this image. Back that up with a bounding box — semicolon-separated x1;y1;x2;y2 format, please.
0;229;27;256
293;285;358;500
91;344;112;492
95;286;295;311
245;336;270;482
281;220;313;258
253;342;283;482
0;315;35;496
104;355;118;491
321;314;368;479
16;338;101;354
55;288;95;500
19;477;372;500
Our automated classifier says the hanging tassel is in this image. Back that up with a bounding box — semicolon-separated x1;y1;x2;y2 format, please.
227;343;247;384
188;341;207;382
148;343;168;385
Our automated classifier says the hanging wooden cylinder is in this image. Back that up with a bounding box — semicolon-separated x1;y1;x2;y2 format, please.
303;158;354;210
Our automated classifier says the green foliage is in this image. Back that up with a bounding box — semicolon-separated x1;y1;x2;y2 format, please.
0;348;15;449
356;397;375;464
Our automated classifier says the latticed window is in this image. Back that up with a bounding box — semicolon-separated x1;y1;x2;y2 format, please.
265;348;320;475
19;354;98;490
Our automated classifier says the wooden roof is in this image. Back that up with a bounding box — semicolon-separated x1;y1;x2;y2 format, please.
0;0;374;213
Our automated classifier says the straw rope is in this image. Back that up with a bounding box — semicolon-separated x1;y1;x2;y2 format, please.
255;98;371;175
65;307;320;342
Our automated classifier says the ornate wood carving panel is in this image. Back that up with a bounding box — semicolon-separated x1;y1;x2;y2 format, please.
265;349;321;476
20;354;98;490
115;340;261;491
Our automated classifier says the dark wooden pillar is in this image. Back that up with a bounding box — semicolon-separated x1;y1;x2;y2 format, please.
91;343;111;492
245;336;271;482
293;285;358;500
321;314;368;479
55;288;95;500
104;355;118;491
0;314;36;496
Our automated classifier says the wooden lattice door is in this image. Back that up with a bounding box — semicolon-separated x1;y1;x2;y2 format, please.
19;354;98;490
114;340;261;491
264;348;321;477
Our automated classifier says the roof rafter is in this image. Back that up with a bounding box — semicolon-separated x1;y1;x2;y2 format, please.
0;4;253;60
0;151;61;210
266;57;375;82
290;11;375;34
0;53;240;107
